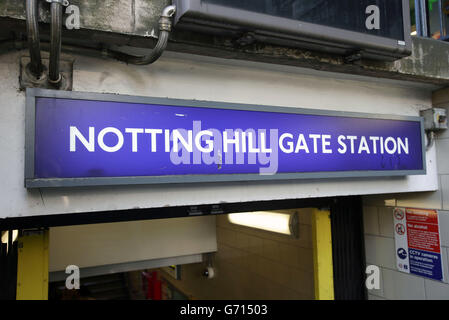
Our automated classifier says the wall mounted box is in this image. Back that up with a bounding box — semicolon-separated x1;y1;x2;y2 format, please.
174;0;412;61
421;108;448;131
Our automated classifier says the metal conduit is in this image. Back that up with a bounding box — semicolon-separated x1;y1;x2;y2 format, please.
48;0;63;85
23;2;175;87
25;0;43;78
109;5;176;65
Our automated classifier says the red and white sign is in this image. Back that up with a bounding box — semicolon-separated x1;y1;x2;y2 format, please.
406;209;441;253
394;208;445;282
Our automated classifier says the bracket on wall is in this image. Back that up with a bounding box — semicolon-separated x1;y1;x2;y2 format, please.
187;206;203;216
234;32;257;47
45;0;69;6
343;50;363;64
210;205;224;215
19;56;73;91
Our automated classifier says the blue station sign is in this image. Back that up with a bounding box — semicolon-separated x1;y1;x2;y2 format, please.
25;89;426;188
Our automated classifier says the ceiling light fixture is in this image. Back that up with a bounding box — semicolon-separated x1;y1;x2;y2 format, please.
228;211;299;237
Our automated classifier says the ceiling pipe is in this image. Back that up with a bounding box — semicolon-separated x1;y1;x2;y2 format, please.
109;5;176;65
25;0;44;78
48;0;66;86
22;2;175;82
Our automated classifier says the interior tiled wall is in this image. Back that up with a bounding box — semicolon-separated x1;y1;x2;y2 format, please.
163;209;315;300
363;87;449;300
434;88;449;211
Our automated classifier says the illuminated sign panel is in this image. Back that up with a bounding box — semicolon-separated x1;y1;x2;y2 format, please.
25;89;425;188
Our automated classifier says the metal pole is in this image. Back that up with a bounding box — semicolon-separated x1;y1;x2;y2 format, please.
438;0;446;38
25;0;44;77
49;1;63;85
416;0;430;37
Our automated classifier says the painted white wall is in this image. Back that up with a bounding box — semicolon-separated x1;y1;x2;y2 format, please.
0;49;439;219
49;215;217;271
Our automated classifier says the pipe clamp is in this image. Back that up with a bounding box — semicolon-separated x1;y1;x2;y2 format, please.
46;0;69;6
159;17;172;32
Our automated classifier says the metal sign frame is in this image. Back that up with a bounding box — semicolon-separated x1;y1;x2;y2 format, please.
25;88;426;188
174;0;412;60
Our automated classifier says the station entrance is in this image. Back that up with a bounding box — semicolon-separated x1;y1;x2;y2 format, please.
1;196;366;300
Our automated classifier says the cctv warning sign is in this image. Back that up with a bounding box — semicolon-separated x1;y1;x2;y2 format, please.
394;208;445;282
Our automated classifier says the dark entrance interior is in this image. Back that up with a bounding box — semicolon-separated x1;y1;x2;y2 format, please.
2;196;366;300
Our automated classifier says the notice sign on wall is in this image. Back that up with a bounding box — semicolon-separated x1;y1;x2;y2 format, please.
394;208;445;282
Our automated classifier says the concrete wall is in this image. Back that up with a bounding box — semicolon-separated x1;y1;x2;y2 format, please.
364;87;449;300
3;2;449;86
158;210;315;300
0;49;440;219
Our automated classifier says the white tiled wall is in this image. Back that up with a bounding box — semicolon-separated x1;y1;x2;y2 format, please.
378;207;394;238
435;89;449;213
363;88;449;300
382;268;426;300
442;175;449;210
364;205;449;300
436;139;449;175
364;234;397;270
164;209;315;300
